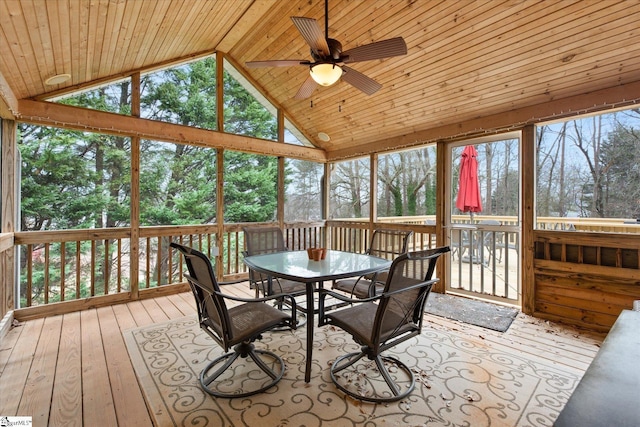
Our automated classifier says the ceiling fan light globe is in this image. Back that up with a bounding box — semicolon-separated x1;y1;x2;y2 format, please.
310;63;342;86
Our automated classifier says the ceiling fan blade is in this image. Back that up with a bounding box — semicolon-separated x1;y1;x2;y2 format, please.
341;66;382;95
342;37;407;63
294;75;318;99
291;16;330;57
245;60;309;68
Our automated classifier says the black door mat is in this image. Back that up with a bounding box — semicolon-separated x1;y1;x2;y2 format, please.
426;293;519;332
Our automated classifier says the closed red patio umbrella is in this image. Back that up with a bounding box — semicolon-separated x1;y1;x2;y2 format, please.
456;145;482;216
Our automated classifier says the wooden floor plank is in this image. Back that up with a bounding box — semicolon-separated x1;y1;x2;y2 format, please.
0;317;44;415
153;295;185;319
96;306;153;426
0;286;607;425
17;315;62;425
111;303;138;332
81;309;118;427
177;291;195;308
425;313;601;371
50;312;83;427
164;293;195;317
126;300;154;327
0;318;26;379
139;298;170;323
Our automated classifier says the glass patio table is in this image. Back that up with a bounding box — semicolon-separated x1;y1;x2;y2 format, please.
243;249;392;382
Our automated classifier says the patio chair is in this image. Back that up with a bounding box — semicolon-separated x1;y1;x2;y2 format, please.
170;242;297;398
243;226;308;297
242;226;309;325
477;219;519;265
332;228;413;298
318;246;450;402
477;219;501;265
450;227;471;260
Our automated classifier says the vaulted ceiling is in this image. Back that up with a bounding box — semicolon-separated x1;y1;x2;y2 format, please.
2;0;640;161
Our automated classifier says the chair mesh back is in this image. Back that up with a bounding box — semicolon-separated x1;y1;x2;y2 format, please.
244;226;288;256
367;229;412;260
365;229;413;283
171;243;227;338
378;247;449;337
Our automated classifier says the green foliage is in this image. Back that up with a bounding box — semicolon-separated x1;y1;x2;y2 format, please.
224;151;277;222
142;58;217;128
223;72;277;139
139;141;217;225
19;125;130;230
18;56;286;306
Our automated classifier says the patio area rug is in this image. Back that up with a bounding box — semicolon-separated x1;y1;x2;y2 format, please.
125;315;581;427
426;293;519;332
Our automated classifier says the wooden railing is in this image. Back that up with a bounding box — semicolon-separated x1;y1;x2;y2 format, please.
8;215;640;327
326;220;438;253
0;232;14;321
13;222;325;309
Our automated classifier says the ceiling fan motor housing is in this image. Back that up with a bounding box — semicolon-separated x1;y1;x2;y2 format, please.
311;38;343;62
328;38;342;60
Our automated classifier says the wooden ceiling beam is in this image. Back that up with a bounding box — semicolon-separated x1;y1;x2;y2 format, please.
17;99;327;163
0;70;18;119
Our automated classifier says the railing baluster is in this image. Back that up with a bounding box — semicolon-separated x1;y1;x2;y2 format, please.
117;239;122;293
75;241;81;299
104;239;110;295
91;240;97;296
157;237;162;286
44;243;50;304
60;242;66;302
26;244;33;307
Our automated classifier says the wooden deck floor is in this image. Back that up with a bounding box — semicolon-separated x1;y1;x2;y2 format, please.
0;283;605;426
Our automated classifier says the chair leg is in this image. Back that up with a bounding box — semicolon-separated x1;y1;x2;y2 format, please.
199;343;285;398
330;350;415;403
374;355;414;399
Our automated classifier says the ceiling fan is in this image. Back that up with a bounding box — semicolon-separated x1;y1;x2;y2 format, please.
245;0;407;99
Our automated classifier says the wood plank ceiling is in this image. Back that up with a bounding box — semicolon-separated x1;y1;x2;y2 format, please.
1;0;640;160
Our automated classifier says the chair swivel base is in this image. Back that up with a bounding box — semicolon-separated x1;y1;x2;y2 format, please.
200;342;285;398
330;351;415;403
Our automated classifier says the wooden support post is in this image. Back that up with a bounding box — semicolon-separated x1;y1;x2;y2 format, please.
323;163;330;248
1;119;17;314
521;124;536;314
215;54;225;280
130;73;141;299
369;153;378;236
436;140;448;294
216;52;224;134
277;110;285;230
216;149;225;280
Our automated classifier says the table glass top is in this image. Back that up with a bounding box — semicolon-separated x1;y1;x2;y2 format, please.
243;250;391;281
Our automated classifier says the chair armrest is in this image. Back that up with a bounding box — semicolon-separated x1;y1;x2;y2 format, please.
215;289;297;330
383;278;439;297
214;289;296;305
318;288;380;324
319;288;377;304
185;275;297;328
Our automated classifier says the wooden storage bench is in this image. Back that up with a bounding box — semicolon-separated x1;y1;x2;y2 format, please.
554;308;640;426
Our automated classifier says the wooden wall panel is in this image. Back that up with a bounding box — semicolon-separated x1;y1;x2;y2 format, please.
533;231;640;332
